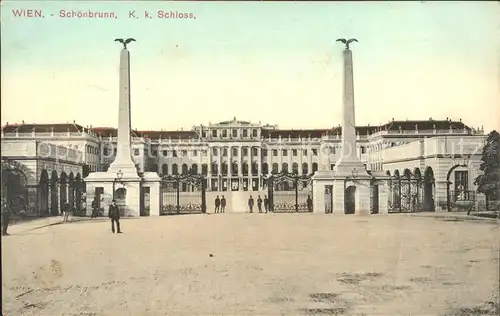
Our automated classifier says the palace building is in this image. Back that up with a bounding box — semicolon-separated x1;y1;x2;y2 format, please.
0;117;487;215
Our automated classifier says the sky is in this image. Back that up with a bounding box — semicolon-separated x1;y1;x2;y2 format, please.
1;1;499;132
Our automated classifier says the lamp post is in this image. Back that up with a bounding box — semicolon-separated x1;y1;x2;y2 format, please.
113;169;124;200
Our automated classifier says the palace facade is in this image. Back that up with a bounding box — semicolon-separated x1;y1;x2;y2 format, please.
1;117;487;214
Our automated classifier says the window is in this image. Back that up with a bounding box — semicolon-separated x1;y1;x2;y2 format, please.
252;162;258;175
212;130;217;137
252;147;258;156
232;129;238;137
303;149;307;156
252;129;258;137
201;164;208;175
202;150;207;156
262;149;268;156
222;148;228;157
292;149;297;156
181;150;187;157
182;164;188;174
312;149;318;155
302;163;308;175
331;147;336;154
282;163;288;173
162;150;168;156
193;150;198;156
172;150;177;157
212;148;218;156
282;149;288;156
222;130;227;137
202;131;207;138
232;148;238;156
292;163;299;174
262;163;269;174
242;163;249;175
273;149;278;156
172;164;178;175
330;164;335;170
103;148;109;156
312;163;318;173
211;163;218;175
360;146;366;154
272;163;279;173
242;148;248;156
242;129;248;137
162;164;168;175
151;150;157;157
134;149;140;156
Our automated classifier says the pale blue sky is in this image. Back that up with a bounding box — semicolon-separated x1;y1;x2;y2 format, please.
1;1;499;131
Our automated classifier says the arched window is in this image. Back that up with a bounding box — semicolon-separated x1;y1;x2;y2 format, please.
302;163;308;175
201;164;208;175
221;163;228;175
292;162;299;174
282;163;288;173
312;163;318;173
172;164;178;175
211;163;218;175
272;163;279;173
191;164;198;175
231;163;238;176
242;162;249;176
251;162;258;175
182;164;188;174
162;164;168;175
262;163;269;175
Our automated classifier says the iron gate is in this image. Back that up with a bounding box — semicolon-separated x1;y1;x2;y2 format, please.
388;171;434;213
267;172;313;213
160;174;207;215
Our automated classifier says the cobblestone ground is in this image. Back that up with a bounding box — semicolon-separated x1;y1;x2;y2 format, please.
2;214;499;315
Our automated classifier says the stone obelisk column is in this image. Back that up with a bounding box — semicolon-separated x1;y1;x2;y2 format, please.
334;41;365;175
108;40;139;179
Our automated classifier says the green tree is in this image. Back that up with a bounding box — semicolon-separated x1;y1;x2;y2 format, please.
474;130;500;210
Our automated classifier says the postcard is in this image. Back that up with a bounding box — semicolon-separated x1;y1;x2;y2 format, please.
1;1;499;315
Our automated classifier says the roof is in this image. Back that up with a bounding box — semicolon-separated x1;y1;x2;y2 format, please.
2;119;472;139
1;123;90;134
381;119;471;132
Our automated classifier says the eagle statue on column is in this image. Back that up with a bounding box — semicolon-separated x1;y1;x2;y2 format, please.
114;38;136;49
336;38;358;50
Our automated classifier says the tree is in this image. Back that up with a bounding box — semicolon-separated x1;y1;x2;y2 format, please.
474;130;500;210
82;164;91;178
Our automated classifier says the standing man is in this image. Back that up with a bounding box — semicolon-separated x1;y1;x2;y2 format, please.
264;195;269;213
1;198;12;236
91;197;98;218
62;202;71;223
215;195;221;214
220;195;226;213
307;195;313;212
248;195;254;213
257;195;263;213
108;200;122;234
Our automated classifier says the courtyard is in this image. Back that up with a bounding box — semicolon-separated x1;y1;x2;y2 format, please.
2;213;499;315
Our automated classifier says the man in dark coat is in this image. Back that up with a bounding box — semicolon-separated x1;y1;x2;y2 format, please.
220;196;226;213
91;197;98;218
248;195;254;213
264;195;269;213
1;198;12;236
257;195;263;213
215;196;221;213
108;200;122;234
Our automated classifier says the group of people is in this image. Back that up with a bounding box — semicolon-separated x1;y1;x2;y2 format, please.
213;195;270;213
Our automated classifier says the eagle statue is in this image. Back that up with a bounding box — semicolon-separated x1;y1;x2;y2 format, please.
114;38;136;49
336;38;358;50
